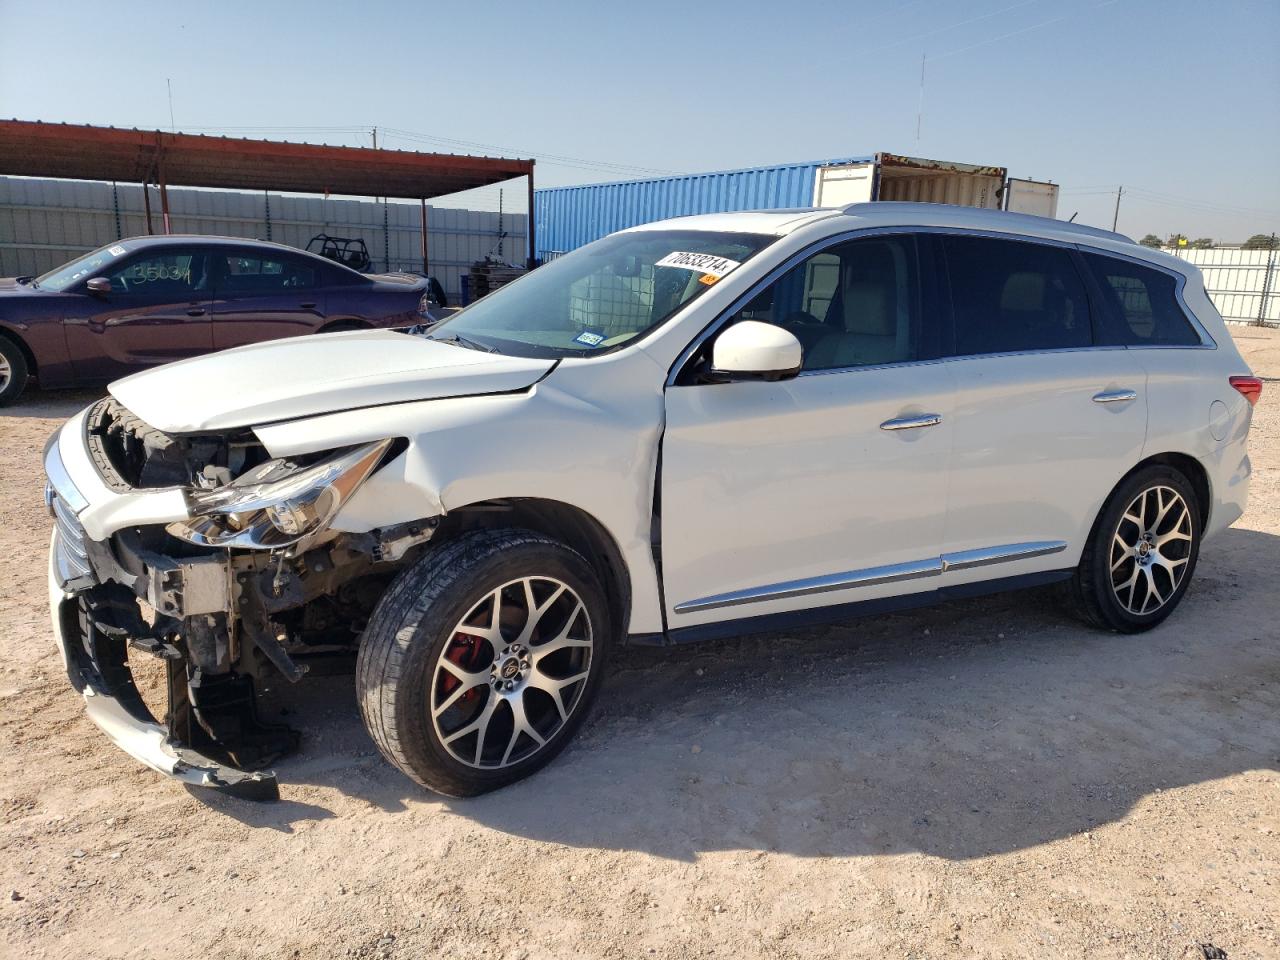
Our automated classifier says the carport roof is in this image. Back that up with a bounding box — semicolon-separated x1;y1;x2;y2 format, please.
0;119;534;199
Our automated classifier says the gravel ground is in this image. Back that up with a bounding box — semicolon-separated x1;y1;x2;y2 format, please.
1;328;1277;960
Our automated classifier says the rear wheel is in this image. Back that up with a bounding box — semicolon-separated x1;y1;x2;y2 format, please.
0;336;30;406
1066;465;1201;632
356;529;610;797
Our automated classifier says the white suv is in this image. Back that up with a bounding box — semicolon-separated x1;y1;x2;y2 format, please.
45;203;1261;798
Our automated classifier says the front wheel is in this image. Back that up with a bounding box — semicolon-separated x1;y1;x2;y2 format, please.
356;529;610;797
1066;465;1202;633
0;336;30;406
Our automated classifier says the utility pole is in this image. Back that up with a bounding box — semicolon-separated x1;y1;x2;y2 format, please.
915;53;926;145
371;126;377;150
1111;185;1124;232
1258;232;1277;327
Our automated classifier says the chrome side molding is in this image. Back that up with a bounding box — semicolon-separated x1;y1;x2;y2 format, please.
940;540;1067;571
673;540;1068;614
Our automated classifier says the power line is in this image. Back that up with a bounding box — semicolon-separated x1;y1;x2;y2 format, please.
154;121;682;179
860;0;1045;56
930;0;1120;62
380;127;681;177
1057;183;1280;221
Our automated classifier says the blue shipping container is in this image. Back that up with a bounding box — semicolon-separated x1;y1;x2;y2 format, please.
534;158;867;261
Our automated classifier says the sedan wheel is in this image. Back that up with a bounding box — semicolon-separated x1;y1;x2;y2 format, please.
0;336;30;406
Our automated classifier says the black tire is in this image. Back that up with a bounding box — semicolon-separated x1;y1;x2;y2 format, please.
1065;465;1202;633
0;335;30;406
356;529;611;797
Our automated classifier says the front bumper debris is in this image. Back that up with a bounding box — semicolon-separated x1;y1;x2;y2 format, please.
45;420;293;801
48;537;284;798
49;542;281;799
44;407;435;800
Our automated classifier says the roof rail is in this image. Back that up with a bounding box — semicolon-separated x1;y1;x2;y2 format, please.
839;201;1134;245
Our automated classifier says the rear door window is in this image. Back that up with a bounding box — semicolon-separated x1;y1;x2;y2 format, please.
1082;254;1202;346
943;235;1092;355
216;252;317;294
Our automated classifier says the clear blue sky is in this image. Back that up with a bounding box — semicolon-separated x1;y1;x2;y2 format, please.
2;0;1277;241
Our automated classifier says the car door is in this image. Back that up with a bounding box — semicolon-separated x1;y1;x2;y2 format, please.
209;248;326;350
65;246;213;381
937;233;1149;584
661;233;956;630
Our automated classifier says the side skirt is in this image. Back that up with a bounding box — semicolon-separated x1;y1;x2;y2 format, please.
630;569;1073;646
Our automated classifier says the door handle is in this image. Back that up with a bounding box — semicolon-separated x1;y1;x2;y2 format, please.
186;308;206;317
880;414;943;431
299;302;317;309
1092;389;1137;404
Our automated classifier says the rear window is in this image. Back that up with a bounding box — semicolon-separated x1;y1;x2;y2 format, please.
943;236;1091;355
1083;254;1202;346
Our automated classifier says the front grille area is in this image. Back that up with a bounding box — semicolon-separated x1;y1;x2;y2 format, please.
50;489;93;584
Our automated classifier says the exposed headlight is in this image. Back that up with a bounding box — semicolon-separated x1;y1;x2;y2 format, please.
417;292;434;317
167;439;393;550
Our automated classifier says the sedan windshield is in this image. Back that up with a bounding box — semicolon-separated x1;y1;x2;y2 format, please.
36;242;133;291
427;229;775;358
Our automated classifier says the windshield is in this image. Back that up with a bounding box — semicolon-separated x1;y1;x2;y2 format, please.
36;242;133;291
428;229;775;358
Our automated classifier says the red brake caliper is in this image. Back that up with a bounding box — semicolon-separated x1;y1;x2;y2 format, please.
440;634;486;706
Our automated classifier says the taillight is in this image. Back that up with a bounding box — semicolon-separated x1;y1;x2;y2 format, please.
1229;376;1263;407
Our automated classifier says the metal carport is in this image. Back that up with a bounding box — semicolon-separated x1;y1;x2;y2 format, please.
0;119;537;269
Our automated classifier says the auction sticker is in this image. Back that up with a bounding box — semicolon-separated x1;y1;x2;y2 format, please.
108;245;127;257
655;251;741;278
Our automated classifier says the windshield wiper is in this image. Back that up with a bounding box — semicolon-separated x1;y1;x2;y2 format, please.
428;332;500;354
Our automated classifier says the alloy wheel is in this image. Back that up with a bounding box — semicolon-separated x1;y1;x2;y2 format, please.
1109;485;1194;615
0;352;10;393
429;576;593;769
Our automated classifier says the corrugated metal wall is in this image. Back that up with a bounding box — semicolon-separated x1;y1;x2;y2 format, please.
1166;246;1279;326
877;173;1004;208
0;177;527;302
534;159;865;259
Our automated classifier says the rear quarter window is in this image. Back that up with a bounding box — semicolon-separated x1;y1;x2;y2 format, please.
1083;254;1202;346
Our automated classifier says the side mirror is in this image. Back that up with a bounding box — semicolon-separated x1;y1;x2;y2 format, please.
709;320;802;382
85;277;112;295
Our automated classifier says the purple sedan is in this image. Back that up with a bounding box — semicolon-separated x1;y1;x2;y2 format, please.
0;235;447;404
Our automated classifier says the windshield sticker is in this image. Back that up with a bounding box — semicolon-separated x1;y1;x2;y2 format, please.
573;330;606;347
698;273;720;286
655;251;742;278
108;245;127;257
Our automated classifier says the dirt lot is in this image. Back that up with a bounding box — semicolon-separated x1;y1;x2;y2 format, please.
1;329;1277;960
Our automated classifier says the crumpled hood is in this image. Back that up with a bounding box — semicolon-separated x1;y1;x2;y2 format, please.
109;328;554;433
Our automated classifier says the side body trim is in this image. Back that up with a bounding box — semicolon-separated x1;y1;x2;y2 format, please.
673;540;1067;614
667;570;1074;645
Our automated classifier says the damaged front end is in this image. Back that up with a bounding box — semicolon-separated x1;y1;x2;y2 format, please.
47;399;436;799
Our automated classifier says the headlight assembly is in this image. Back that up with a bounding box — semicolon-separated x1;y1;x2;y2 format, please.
167;439;393;550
